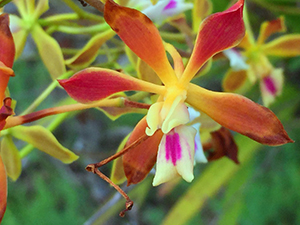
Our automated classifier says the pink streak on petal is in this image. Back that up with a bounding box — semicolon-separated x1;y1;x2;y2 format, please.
165;131;182;165
164;0;177;10
263;76;277;95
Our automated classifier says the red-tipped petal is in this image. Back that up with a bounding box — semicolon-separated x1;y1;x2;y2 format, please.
104;0;176;85
58;68;163;103
0;14;15;68
123;117;163;186
187;83;293;146
0;154;7;223
181;0;245;84
257;16;286;45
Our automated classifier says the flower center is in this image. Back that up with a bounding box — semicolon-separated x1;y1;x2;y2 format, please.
146;84;189;136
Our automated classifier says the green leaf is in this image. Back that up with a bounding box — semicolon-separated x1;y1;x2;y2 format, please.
9;125;78;164
0;135;22;181
31;24;66;79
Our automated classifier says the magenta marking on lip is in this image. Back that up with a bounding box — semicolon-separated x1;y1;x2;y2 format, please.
263;76;277;95
165;131;182;165
164;0;177;10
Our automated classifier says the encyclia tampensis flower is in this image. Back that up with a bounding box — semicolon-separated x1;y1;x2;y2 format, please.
59;0;293;187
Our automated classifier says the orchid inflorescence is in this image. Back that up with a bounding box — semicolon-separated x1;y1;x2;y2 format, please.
0;0;297;221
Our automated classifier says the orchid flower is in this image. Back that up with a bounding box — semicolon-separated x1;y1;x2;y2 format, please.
59;0;293;186
223;17;300;106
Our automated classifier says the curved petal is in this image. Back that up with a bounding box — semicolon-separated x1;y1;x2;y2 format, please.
104;0;176;85
0;154;7;223
262;34;300;57
1;135;22;181
153;125;196;186
0;14;15;68
58;68;164;104
123;117;164;186
10;125;79;164
65;29;115;68
257;16;286;45
31;24;66;79
186;83;293;146
181;0;245;84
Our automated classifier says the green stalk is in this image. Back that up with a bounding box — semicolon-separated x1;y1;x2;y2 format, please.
54;23;110;35
243;4;255;44
21;71;73;115
62;0;104;22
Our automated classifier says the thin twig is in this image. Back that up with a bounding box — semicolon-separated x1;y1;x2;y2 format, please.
85;133;150;216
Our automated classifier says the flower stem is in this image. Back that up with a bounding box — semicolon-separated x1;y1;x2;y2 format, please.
21;71;74;116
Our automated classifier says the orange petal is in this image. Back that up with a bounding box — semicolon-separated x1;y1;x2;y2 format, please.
186;83;293;146
262;34;300;57
181;0;245;84
123;117;164;186
0;154;7;223
0;14;15;68
58;68;164;103
104;0;176;85
257;16;286;45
